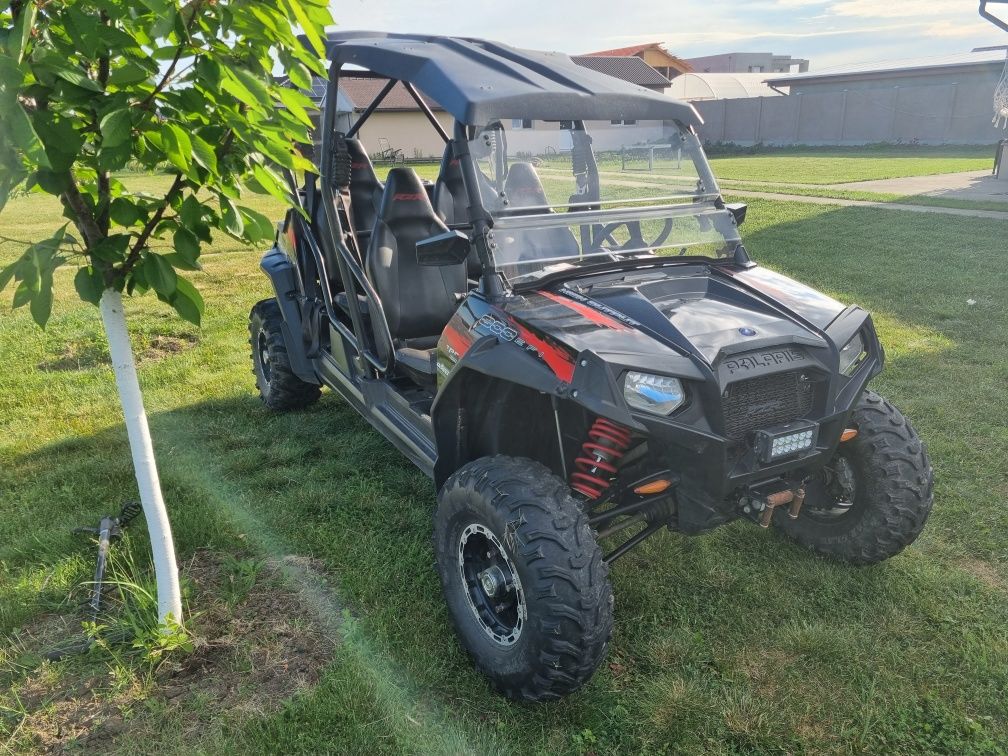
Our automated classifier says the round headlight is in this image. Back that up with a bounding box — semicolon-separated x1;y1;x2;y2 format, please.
624;372;685;415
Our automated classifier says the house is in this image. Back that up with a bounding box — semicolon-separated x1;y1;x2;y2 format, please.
580;43;692;80
686;52;809;75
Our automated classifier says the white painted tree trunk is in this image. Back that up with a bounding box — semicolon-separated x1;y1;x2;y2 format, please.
99;288;182;625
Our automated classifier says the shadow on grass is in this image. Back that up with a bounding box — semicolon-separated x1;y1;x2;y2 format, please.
4;382;1007;753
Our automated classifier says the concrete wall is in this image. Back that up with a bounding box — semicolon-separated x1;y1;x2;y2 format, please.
693;71;1004;146
351;111;456;160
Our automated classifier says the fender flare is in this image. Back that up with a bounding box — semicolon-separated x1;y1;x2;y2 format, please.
430;336;643;487
259;247;318;384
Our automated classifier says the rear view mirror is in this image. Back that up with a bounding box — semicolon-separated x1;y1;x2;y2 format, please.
726;202;747;227
416;230;471;266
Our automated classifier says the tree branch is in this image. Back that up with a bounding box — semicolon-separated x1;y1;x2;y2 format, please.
118;172;185;278
97;11;111;237
61;179;103;249
136;1;203;112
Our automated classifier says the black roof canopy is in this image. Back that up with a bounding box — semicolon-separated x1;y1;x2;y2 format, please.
321;31;702;128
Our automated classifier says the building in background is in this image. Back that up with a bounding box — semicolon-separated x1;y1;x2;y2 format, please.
691;50;1006;146
686;52;809;74
581;43;692;80
666;73;782;101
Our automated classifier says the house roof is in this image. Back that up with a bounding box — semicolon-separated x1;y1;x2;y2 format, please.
581;43;692;72
570;56;671;88
767;50;1006;86
337;75;443;112
317;32;701;126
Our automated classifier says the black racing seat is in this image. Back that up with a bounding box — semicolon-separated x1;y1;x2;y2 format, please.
497;162;579;269
366;168;467;379
431;144;468;227
345;138;384;244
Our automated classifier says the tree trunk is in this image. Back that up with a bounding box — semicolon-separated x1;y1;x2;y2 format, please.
99;288;182;625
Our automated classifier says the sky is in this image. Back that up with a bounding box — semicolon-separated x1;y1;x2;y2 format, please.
327;0;1008;71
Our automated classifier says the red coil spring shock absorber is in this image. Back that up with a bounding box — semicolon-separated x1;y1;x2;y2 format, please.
570;418;632;499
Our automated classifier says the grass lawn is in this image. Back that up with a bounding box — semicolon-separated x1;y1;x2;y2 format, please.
708;146;995;185
1;173;1007;754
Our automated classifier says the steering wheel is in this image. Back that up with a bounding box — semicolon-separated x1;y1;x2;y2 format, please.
591;218;676;254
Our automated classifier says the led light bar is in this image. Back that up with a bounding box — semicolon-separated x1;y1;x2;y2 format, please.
755;420;819;463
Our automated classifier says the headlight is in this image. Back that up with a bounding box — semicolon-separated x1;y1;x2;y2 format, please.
838;333;866;376
623;372;685;415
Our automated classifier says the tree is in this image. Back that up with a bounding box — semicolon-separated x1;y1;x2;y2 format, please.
0;0;332;625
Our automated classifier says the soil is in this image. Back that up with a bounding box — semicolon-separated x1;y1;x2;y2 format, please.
0;550;338;754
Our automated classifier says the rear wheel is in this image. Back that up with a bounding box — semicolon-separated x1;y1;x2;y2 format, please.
434;456;613;701
249;299;320;411
776;390;933;564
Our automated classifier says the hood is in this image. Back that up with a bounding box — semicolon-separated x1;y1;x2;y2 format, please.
508;263;845;367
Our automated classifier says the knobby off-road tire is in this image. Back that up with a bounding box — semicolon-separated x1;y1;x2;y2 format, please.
249;299;320;411
776;390;933;564
434;456;614;701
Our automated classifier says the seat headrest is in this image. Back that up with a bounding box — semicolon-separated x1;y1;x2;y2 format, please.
379;168;437;222
345;138;380;184
504;162;549;208
438;144;464;188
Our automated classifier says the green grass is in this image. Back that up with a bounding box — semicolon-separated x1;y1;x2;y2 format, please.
720;182;1008;213
708;146;994;185
2;174;1007;754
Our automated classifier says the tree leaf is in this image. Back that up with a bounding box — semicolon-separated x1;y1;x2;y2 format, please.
239;206;276;243
220;68;268;112
74;266;105;305
8;0;37;64
190;133;218;175
109;60;153;87
220;196;243;237
109;197;141;226
0;260;17;292
275;86;315;129
170;276;204;326
283;0;326;58
52;65;104;92
160;122;192;172
250;163;291;204
100;109;132;148
143;253;178;298
286;61;312;91
172;226;200;262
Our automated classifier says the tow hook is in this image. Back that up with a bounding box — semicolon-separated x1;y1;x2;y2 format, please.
751;487;806;528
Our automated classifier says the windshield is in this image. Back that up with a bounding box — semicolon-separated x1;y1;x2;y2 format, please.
466;120;741;284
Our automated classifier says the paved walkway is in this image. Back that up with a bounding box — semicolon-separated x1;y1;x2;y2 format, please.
833;170;1008;203
722;188;1008;221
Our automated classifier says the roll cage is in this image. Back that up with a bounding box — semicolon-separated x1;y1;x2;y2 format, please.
289;32;715;376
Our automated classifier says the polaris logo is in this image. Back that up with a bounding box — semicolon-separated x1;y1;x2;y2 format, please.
724;347;806;375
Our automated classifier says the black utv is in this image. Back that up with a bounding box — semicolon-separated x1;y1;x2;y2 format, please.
251;32;934;701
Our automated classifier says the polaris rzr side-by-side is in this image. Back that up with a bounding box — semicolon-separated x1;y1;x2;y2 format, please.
250;32;934;701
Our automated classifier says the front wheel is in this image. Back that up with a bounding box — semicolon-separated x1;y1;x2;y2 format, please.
434;456;613;701
776;390;934;564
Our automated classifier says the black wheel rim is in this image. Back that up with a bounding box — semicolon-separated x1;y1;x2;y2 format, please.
803;454;858;522
257;330;272;382
457;523;525;646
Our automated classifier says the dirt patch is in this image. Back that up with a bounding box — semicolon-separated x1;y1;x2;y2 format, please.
956;558;1005;592
38;334;198;372
1;550;337;754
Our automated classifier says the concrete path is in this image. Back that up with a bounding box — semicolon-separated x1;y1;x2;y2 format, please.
833;170;1008;203
723;188;1008;221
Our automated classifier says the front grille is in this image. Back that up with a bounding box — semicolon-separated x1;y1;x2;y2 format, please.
721;370;814;441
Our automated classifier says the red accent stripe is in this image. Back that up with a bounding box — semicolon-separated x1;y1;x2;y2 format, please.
512;322;575;383
537;290;628;331
442;322;472;358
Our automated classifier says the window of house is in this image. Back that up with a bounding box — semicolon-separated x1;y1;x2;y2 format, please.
610;119;637;126
511;118;533;129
